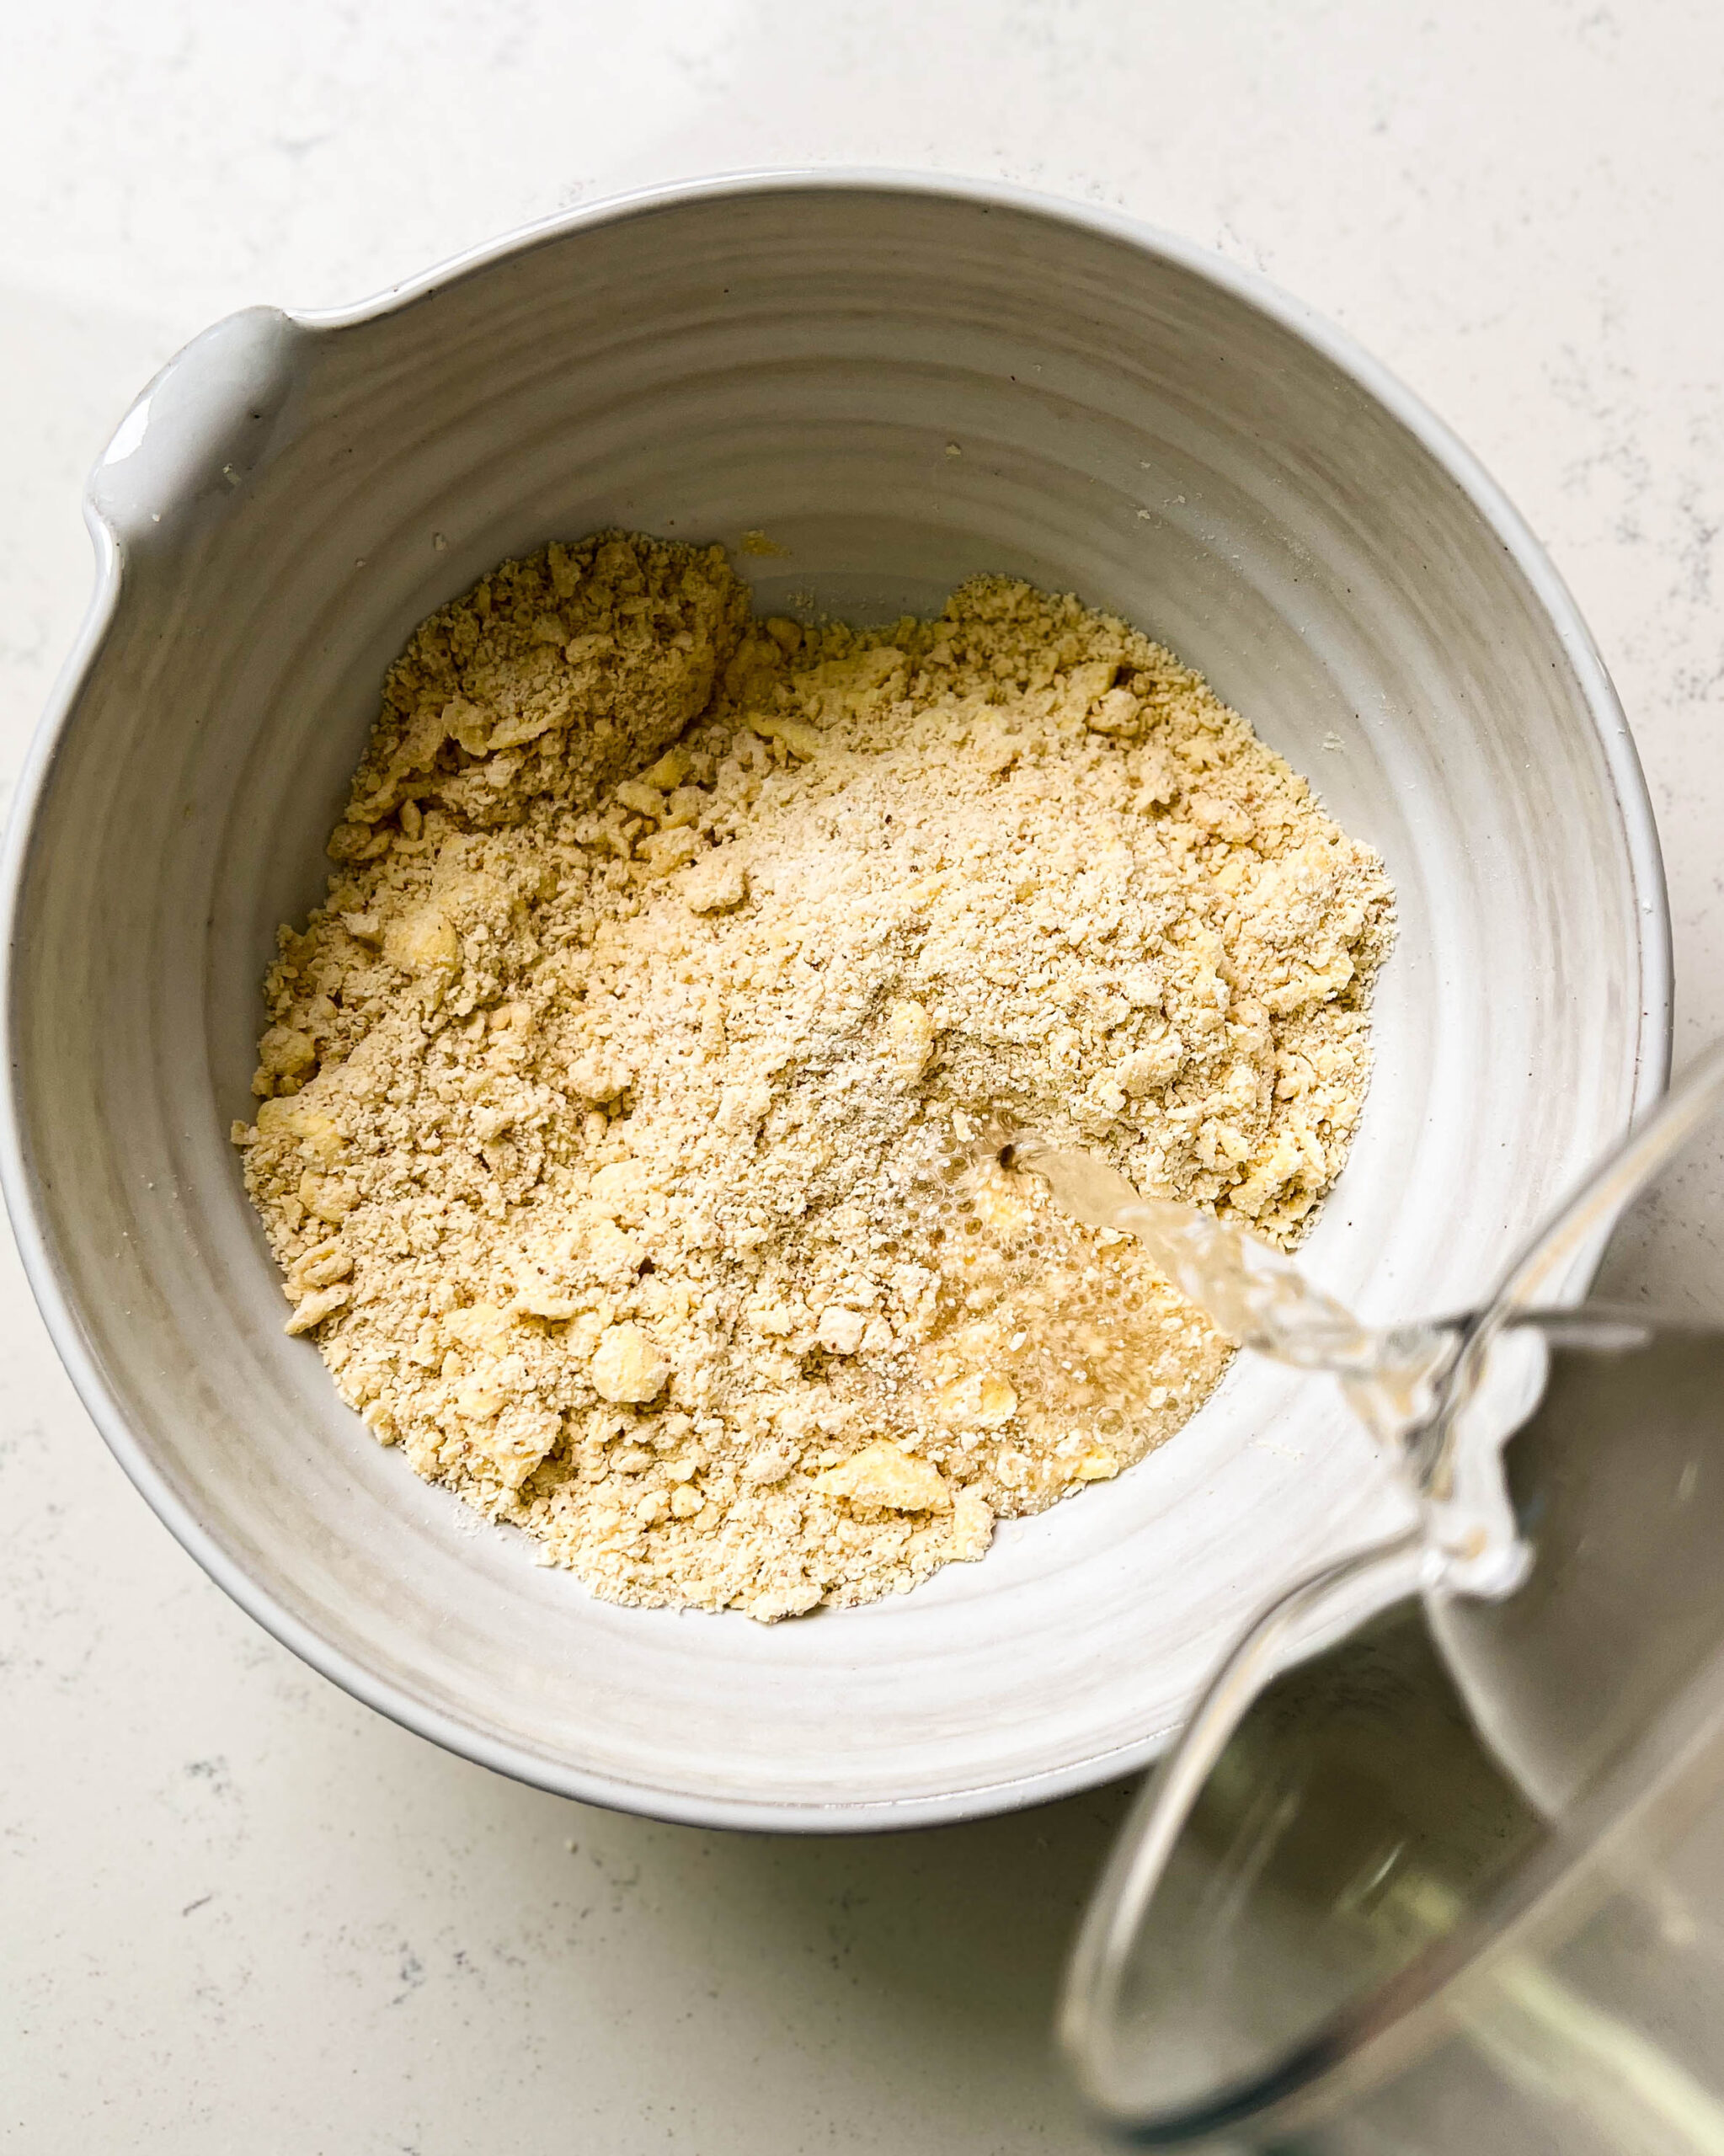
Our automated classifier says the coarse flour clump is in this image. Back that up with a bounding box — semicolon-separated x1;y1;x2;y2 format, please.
238;531;1393;1621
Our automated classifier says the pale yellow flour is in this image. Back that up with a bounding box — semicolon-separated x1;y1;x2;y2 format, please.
236;531;1393;1620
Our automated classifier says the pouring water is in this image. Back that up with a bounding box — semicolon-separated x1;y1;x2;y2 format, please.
986;1046;1724;2151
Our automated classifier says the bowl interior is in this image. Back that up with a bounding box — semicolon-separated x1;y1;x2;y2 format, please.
4;179;1663;1826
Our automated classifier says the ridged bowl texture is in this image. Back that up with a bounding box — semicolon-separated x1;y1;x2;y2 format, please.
0;175;1667;1828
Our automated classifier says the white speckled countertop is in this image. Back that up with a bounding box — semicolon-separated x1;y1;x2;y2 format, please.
4;5;1721;2150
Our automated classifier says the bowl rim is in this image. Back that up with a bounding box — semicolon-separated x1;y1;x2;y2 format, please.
0;168;1673;1833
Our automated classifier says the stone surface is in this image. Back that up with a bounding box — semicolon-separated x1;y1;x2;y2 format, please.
3;3;1722;2151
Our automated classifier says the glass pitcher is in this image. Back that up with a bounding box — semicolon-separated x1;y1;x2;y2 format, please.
1056;1043;1724;2153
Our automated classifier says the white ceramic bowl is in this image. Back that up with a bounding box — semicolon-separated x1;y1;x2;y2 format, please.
0;174;1668;1829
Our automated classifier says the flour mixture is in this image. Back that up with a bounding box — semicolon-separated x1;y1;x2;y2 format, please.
236;531;1393;1620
